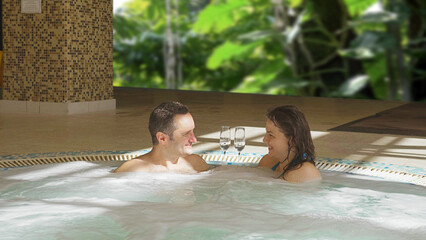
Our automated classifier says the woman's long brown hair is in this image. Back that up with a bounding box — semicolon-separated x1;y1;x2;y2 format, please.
266;105;316;178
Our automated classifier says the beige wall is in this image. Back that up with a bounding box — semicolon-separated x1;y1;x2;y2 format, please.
2;0;114;103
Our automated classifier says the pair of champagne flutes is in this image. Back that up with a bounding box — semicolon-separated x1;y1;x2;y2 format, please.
219;126;245;159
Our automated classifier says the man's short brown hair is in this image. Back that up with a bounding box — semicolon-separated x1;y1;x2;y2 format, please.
148;101;189;145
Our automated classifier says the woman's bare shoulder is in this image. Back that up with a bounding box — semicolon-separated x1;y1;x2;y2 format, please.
284;162;322;183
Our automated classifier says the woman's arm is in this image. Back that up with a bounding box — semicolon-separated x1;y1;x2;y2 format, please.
257;154;279;168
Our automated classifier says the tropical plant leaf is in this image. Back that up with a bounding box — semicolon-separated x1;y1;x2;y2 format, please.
233;59;285;93
339;31;396;59
268;78;311;89
237;30;277;41
343;0;377;17
266;72;321;91
207;40;264;70
286;0;303;8
363;56;387;99
349;11;398;27
335;75;370;96
193;0;248;34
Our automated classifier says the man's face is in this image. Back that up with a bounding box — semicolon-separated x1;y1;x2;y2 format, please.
168;113;197;156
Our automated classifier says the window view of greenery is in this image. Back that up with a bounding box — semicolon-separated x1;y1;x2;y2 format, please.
113;0;426;102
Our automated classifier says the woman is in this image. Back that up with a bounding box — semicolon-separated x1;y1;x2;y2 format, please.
257;105;322;183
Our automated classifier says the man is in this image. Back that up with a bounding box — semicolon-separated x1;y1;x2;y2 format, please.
114;101;210;173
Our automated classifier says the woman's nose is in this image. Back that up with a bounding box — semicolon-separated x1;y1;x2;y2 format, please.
263;135;267;143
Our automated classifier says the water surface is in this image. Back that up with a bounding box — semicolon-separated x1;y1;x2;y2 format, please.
0;161;425;240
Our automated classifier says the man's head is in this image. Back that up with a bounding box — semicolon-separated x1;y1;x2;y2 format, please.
149;102;197;156
148;101;194;145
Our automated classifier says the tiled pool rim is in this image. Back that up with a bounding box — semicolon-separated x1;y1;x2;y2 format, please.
1;150;425;187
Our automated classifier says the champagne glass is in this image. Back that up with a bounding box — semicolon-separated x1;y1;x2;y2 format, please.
234;127;245;160
219;126;231;155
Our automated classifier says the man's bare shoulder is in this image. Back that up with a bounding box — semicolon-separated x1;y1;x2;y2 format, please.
113;157;153;173
182;154;210;172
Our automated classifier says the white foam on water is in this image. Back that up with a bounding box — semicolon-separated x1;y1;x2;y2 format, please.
0;161;425;240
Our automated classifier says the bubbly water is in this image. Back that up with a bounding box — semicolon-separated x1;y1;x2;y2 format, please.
0;161;425;240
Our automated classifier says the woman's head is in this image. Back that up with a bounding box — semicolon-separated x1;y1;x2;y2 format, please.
263;105;315;167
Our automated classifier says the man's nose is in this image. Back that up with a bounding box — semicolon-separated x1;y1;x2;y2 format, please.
189;132;197;143
263;135;267;143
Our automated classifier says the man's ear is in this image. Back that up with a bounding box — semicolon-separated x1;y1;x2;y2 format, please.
156;132;169;144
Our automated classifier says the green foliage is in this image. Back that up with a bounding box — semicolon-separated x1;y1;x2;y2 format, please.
343;0;377;17
363;56;388;99
193;0;249;34
339;31;396;59
334;75;369;96
233;59;286;93
113;0;425;101
207;40;264;69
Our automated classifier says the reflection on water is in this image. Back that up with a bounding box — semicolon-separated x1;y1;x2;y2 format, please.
0;162;425;240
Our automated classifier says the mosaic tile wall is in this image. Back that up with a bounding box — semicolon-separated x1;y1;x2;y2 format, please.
2;0;113;102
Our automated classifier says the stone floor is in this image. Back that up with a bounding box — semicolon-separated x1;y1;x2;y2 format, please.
1;87;425;168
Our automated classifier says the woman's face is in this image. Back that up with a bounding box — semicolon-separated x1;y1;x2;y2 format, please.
263;119;292;161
